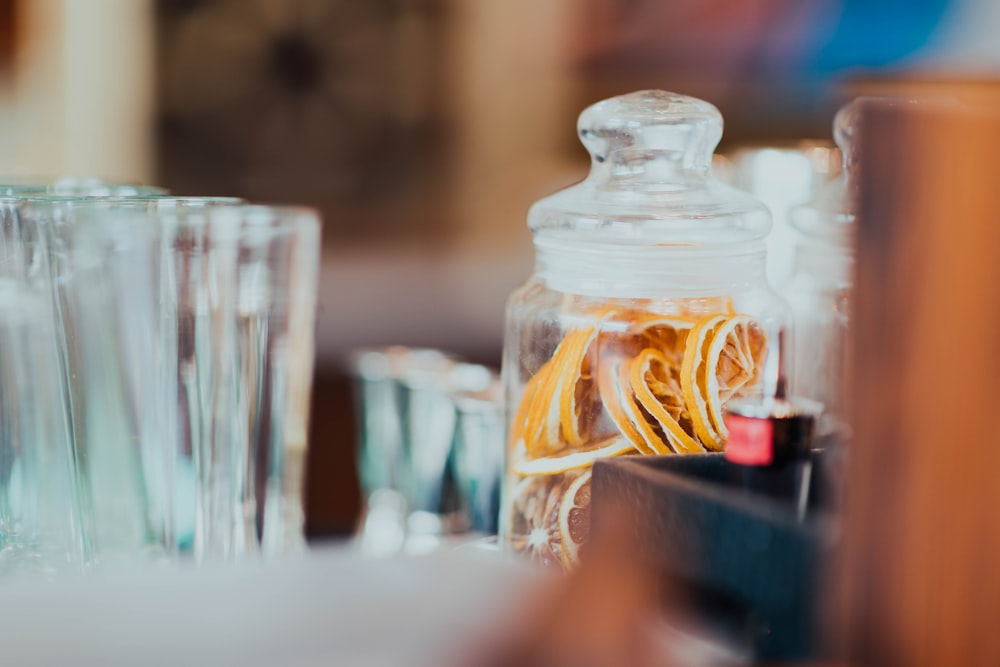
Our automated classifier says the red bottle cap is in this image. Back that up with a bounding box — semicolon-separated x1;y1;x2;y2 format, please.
725;414;775;466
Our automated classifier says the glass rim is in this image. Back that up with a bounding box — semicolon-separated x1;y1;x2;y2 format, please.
2;194;239;204
15;199;321;234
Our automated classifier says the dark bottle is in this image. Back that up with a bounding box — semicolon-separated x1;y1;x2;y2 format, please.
725;397;822;517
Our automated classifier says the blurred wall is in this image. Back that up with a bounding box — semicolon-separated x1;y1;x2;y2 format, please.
0;0;154;180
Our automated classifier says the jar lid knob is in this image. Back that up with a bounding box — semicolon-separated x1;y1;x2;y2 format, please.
577;90;723;169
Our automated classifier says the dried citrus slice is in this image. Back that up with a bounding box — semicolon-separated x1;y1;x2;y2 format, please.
630;348;704;454
506;474;566;568
507;355;552;447
556;327;600;447
515;356;560;454
705;315;767;438
680;314;728;451
507;469;593;570
630;315;697;368
616;360;676;455
558;469;592;569
512;436;634;476
521;328;592;457
597;355;655;455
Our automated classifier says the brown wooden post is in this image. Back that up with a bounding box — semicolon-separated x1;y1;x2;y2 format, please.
832;97;1000;667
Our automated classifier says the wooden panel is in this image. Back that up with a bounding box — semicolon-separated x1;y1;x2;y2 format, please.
831;97;1000;666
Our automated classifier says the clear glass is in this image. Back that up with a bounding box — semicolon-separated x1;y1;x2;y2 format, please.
450;372;503;535
716;142;841;288
159;204;319;561
0;177;168;197
783;99;860;428
0;203;87;575
350;349;501;552
500;91;789;571
28;200;319;563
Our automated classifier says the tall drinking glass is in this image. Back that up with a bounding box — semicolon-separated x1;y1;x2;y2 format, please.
160;204;320;560
0;177;168;197
28;199;163;563
0;200;87;575
32;201;320;562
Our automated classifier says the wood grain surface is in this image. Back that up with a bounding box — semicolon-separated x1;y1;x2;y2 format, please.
831;96;1000;667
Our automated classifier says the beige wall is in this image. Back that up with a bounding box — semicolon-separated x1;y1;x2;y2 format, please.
446;0;585;249
0;0;154;181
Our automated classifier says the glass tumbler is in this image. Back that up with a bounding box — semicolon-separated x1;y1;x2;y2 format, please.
0;200;87;575
450;372;503;535
163;205;321;561
0;179;168;198
32;200;320;563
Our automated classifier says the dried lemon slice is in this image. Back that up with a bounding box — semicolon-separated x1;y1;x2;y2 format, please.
512;435;634;476
630;348;704;454
558;469;592;569
705;314;767;438
681;314;728;450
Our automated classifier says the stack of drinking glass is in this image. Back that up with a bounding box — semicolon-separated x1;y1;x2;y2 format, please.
350;347;504;556
0;179;321;575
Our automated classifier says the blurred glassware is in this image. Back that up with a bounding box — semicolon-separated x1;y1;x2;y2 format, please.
348;347;430;503
782;110;859;430
350;348;501;555
0;177;169;197
27;199;165;565
450;372;503;535
28;199;319;564
0;201;88;575
717;142;841;289
155;203;320;562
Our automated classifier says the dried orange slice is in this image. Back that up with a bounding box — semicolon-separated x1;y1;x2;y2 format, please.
558;469;592;569
556;327;600;447
705;315;767;438
520;328;591;457
506;474;565;568
597;355;655;455
507;470;592;570
512;436;634;476
630;348;704;454
515;356;560;454
630;315;697;368
517;316;625;459
680;314;728;451
507;355;552;447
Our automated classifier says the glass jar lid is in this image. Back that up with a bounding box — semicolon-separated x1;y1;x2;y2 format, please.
793;96;958;246
791;99;859;246
528;90;771;248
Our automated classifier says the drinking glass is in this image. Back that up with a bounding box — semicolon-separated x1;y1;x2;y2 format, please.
0;176;168;197
162;204;320;561
0;200;88;575
351;349;500;552
397;360;496;550
450;374;503;535
28;199;319;563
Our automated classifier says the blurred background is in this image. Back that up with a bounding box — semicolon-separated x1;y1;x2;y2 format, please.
1;0;997;538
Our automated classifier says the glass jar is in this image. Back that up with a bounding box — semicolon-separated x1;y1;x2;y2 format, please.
783;100;858;429
500;91;789;570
